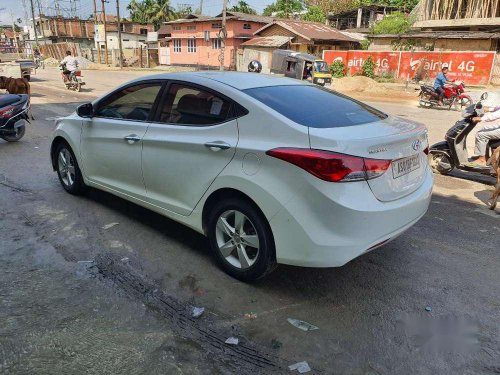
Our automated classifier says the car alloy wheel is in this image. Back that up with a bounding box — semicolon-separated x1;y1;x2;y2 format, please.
58;147;76;188
215;210;260;269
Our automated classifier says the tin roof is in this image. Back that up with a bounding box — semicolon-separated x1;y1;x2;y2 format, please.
368;31;500;39
241;35;292;47
164;12;272;25
254;20;358;42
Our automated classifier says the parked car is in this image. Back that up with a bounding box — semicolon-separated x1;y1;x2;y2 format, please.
50;72;433;282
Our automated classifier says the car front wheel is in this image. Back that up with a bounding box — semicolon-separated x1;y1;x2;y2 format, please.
55;143;87;194
208;198;276;282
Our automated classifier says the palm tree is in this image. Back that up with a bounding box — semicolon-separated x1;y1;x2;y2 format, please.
229;1;257;14
128;0;177;27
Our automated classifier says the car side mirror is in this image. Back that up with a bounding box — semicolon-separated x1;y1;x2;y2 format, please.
77;103;93;118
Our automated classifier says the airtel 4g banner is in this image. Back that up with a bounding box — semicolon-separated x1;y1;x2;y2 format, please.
323;50;496;85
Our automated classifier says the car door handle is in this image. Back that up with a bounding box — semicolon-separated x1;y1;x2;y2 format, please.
124;134;141;144
204;141;231;151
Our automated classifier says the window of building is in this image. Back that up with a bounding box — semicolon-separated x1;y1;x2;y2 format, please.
173;39;181;53
187;25;196;30
187;38;197;53
95;83;163;121
212;22;222;29
243;23;251;29
173;25;181;30
157;83;231;126
211;38;221;49
140;28;148;35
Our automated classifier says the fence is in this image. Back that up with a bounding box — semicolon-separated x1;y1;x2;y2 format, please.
323;50;498;86
40;43;81;61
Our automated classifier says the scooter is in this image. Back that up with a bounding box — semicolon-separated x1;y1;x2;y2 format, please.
60;63;85;92
0;93;31;142
418;80;472;110
428;92;499;177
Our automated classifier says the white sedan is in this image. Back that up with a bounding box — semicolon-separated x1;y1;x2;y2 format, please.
50;72;433;282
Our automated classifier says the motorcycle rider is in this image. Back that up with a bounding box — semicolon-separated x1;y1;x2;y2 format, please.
434;65;453;106
472;105;500;165
60;50;78;82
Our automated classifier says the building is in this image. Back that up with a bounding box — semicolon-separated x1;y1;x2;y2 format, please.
367;0;500;52
237;35;292;73
252;19;358;55
163;12;273;69
327;4;400;32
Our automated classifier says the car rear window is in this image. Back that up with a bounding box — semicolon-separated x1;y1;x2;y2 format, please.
244;85;387;128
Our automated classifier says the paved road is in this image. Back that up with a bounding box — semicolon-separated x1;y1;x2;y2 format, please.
1;69;499;374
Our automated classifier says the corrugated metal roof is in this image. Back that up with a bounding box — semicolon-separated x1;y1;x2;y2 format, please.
369;31;500;39
157;24;172;35
241;35;292;47
254;20;358;42
164;12;272;25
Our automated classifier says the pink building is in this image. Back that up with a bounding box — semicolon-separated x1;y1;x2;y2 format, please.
163;12;272;69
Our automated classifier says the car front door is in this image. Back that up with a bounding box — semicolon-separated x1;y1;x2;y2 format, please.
141;81;239;216
80;81;163;200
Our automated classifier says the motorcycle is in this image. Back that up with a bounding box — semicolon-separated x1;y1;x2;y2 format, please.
428;92;499;177
60;63;85;92
0;93;31;142
418;80;472;110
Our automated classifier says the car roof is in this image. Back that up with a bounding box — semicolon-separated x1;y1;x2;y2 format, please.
139;71;304;91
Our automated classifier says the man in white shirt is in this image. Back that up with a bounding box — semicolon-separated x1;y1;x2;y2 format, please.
60;50;78;82
473;105;500;165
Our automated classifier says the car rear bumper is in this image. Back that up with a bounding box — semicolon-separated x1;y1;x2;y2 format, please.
269;167;433;267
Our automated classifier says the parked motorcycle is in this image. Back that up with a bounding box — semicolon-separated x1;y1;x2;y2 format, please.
418;80;472;110
428;92;499;177
60;63;85;92
0;93;30;142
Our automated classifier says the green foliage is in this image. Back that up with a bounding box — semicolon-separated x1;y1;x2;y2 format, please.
362;55;375;78
311;0;418;18
360;39;371;50
263;0;305;17
303;6;326;22
372;12;413;34
329;60;346;78
229;1;257;14
128;0;177;27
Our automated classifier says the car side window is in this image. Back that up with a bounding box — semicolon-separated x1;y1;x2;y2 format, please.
95;83;162;121
157;83;231;126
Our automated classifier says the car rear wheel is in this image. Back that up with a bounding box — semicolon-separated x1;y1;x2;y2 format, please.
55;143;87;194
208;198;276;282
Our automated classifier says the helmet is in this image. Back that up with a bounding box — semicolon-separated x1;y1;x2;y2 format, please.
248;60;262;73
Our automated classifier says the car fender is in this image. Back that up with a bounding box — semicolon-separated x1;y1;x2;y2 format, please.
50;118;83;172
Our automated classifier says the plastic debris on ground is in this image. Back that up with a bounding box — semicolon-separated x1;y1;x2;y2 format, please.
425;306;432;312
225;337;239;345
120;257;129;262
271;339;282;350
287;318;319;332
102;222;119;230
191;307;205;318
288;361;311;373
244;313;257;319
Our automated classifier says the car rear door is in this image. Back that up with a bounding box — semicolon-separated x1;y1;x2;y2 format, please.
141;81;239;216
80;81;164;200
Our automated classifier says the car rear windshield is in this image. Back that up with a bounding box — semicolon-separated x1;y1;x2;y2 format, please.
244;85;387;128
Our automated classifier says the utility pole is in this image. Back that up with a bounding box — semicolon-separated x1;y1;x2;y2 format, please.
101;0;109;65
199;0;204;14
116;0;123;69
36;0;46;45
219;0;227;71
92;0;101;63
29;0;39;52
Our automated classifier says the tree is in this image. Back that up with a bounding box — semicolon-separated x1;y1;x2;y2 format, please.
303;5;326;22
262;0;305;17
229;1;257;14
305;0;419;17
128;0;178;28
372;12;412;34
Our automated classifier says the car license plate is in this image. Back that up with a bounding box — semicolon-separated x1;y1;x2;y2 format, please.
317;78;324;83
392;154;420;179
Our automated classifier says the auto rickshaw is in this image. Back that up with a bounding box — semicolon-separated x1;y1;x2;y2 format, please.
271;49;331;86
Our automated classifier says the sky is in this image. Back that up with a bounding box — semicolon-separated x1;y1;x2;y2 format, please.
0;0;272;26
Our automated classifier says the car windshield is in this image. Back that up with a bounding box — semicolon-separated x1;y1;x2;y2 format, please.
244;85;387;128
314;61;329;73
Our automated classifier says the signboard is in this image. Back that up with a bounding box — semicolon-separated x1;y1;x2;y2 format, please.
94;25;105;43
322;50;496;85
147;31;158;42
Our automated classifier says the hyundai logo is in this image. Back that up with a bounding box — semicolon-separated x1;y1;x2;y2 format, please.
412;140;421;151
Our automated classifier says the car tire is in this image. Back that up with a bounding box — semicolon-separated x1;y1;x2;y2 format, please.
208;198;277;282
55;143;87;195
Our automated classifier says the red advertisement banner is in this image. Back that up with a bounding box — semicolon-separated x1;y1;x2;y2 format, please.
322;50;496;85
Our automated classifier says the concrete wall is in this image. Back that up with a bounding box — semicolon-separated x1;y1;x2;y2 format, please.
369;37;495;52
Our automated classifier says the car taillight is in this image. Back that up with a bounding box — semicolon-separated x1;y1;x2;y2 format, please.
266;148;391;182
0;106;15;118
